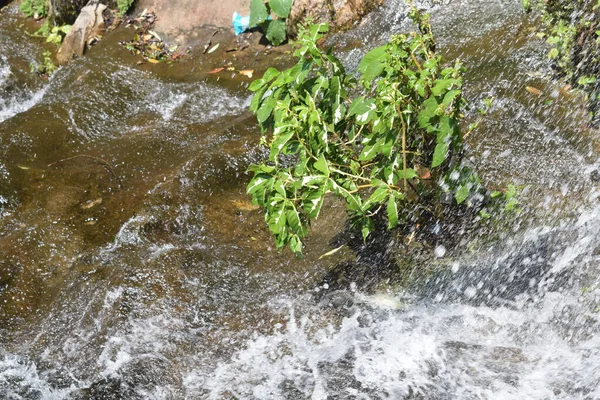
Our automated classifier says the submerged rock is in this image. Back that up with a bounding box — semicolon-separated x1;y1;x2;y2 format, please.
57;0;107;65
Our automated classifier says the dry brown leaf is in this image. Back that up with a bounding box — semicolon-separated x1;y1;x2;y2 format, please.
419;171;431;180
239;69;254;78
525;86;542;96
81;198;103;210
208;67;225;74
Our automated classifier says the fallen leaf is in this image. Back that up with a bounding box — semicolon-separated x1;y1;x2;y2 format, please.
81;198;103;210
17;164;30;170
208;67;225;74
226;48;238;52
202;41;211;54
239;69;254;78
226;67;235;71
525;86;542;96
148;30;162;41
147;58;161;63
230;199;259;211
207;43;220;54
319;245;345;259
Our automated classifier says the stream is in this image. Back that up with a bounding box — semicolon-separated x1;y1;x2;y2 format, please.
1;0;600;399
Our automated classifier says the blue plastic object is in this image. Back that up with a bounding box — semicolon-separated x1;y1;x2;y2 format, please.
232;12;250;35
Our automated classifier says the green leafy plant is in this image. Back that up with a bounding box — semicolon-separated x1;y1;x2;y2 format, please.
30;51;58;76
20;0;49;18
117;0;135;17
46;24;71;45
246;6;488;256
249;0;292;46
530;0;600;123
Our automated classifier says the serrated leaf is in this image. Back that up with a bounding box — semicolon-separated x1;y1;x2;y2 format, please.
358;45;387;82
250;0;269;26
264;19;287;46
431;79;457;96
442;89;461;107
269;0;292;18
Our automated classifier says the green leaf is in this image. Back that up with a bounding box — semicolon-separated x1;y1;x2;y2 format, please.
360;218;374;241
442;90;461;107
269;0;292;18
387;195;398;228
431;140;448;168
269;131;294;160
314;154;329;175
454;185;469;204
256;98;275;123
302;189;325;218
431;79;457;96
418;97;439;128
247;174;271;194
402;168;418;179
268;205;287;235
250;85;268;112
362;185;388;212
358;45;387;82
286;204;302;232
359;143;379;161
264;19;287;46
289;235;303;256
250;0;269;27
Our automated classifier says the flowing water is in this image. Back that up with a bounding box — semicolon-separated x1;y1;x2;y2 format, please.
1;0;600;399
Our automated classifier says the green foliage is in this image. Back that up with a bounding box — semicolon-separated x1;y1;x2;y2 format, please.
249;0;293;46
46;24;71;45
117;0;135;17
247;7;486;256
20;0;49;18
30;51;58;76
531;0;600;122
31;20;71;45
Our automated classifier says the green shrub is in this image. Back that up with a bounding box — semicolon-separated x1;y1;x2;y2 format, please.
246;6;488;256
249;0;293;46
20;0;49;18
117;0;134;17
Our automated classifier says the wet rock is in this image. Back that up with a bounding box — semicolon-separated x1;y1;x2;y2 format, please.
51;0;89;25
287;0;384;37
57;0;107;65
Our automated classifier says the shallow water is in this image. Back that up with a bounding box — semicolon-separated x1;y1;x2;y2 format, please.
1;0;600;399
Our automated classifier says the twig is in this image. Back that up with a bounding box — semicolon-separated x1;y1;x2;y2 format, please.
48;155;123;190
